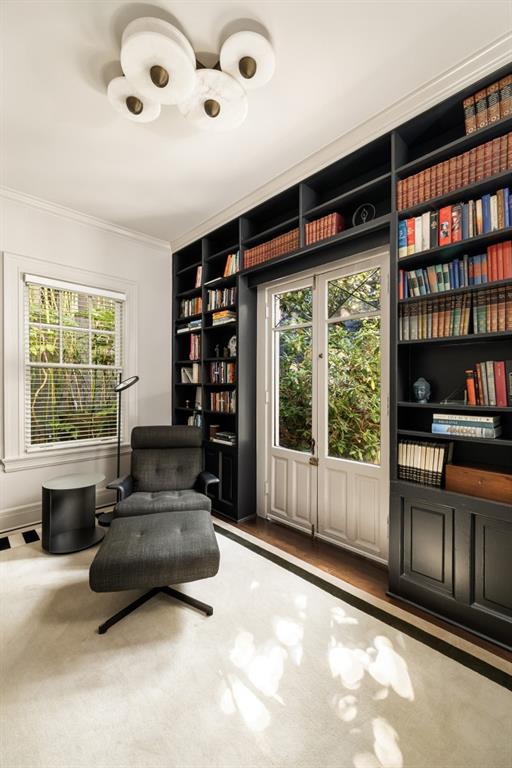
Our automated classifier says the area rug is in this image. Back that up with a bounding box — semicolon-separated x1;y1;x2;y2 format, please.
1;528;510;768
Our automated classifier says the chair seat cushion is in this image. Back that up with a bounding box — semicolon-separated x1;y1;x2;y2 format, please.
89;509;220;592
114;490;211;518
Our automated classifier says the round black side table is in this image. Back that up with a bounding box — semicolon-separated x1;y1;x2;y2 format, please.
42;473;105;554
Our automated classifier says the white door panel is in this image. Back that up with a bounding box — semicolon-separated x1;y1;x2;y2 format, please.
317;463;349;542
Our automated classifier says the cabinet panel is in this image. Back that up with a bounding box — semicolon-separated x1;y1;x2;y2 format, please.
403;498;454;596
473;516;512;618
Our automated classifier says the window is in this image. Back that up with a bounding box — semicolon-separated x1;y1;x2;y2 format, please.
24;274;125;450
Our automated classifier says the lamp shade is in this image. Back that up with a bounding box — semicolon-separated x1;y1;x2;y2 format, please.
107;76;161;123
178;69;248;131
220;31;275;90
120;17;196;105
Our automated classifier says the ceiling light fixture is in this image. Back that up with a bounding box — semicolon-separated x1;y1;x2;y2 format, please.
107;18;275;130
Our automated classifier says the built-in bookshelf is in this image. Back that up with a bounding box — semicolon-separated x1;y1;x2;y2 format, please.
173;61;512;647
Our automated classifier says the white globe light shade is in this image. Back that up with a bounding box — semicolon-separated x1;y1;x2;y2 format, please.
120;17;196;105
107;76;161;123
178;69;248;131
220;31;275;90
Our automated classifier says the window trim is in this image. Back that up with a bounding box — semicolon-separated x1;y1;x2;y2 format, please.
1;251;138;473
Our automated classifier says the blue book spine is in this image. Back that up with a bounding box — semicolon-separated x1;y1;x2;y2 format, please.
449;261;455;289
454;260;460;288
398;220;407;255
504;188;510;228
482;194;491;234
474;254;482;284
461;203;469;240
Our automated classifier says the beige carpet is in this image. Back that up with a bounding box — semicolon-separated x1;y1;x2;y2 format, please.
1;530;511;768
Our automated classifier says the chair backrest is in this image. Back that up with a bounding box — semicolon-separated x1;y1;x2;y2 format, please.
130;426;202;492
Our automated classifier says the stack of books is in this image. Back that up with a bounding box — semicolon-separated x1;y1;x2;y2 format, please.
432;413;502;439
398;187;511;255
463;74;511;134
194;266;202;287
473;285;512;332
180;363;200;383
244;228;300;268
465;360;511;406
179;297;202;317
211;310;236;326
223;251;240;276
177;318;202;333
207;287;236;310
189;334;200;359
210;391;236;413
211;431;237;446
305;212;344;245
209;361;235;384
396;134;512;211
398;440;453;487
399;240;512;298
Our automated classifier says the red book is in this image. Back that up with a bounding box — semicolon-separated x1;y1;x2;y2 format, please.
488;245;496;282
406;218;415;255
465;370;477;405
497;243;504;281
503;241;512;279
451;204;462;243
439;206;452;246
494;361;508;407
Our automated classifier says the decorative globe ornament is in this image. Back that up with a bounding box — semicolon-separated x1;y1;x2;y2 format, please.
107;76;161;123
120;17;196;105
220;31;275;90
178;69;248;131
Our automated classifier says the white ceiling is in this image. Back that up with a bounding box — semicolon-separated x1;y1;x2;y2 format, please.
1;1;510;244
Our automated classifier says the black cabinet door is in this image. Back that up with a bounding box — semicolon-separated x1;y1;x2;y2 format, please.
472;514;512;620
204;445;237;517
402;497;455;597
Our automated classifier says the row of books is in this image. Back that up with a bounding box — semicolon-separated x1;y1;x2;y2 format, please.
177;318;202;333
432;413;502;439
188;333;200;360
210;391;236;414
212;310;236;326
398;241;512;299
397;440;453;487
465;360;512;407
244;228;299;268
305;212;344;245
224;251;240;276
398;187;511;255
209;361;236;384
398;286;512;340
396;132;512;212
179;297;202;317
207;287;236;311
194;266;202;288
463;74;511;134
180;363;200;383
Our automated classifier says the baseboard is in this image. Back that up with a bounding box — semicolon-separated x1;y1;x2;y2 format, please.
0;488;116;533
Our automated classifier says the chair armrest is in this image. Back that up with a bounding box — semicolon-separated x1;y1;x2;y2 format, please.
106;475;133;500
196;471;219;495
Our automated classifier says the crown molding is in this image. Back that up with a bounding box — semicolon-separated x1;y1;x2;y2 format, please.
171;33;512;252
0;187;171;252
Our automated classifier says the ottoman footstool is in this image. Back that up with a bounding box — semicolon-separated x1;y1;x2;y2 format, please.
89;509;220;634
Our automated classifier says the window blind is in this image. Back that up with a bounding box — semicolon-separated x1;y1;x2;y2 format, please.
24;275;124;450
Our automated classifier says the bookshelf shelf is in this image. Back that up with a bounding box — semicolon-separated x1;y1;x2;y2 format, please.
398;277;512;304
175;382;201;387
398;428;511;447
204;304;237;314
398;169;512;218
398;330;512;345
174;359;200;364
397;225;512;268
397;401;512;413
173;61;512;646
396;114;512;177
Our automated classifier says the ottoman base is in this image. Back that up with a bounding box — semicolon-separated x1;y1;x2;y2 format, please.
98;585;213;635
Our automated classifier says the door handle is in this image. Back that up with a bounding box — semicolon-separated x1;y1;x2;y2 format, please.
309;457;319;466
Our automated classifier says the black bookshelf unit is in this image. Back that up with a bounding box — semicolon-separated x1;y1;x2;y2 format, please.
173;62;512;646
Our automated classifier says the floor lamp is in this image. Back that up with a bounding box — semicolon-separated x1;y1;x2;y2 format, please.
97;375;139;528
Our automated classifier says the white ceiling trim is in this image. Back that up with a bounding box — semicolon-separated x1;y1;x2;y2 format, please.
171;32;512;253
1;187;171;251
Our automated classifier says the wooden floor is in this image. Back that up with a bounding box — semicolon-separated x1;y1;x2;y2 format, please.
222;514;512;664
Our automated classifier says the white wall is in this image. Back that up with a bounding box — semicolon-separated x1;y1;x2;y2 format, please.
0;192;172;531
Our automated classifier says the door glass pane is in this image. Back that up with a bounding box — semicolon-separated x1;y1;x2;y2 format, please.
328;317;381;464
275;327;312;451
274;288;313;327
328;268;380;318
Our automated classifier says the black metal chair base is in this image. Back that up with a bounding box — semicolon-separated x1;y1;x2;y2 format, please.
97;511;114;528
98;586;213;634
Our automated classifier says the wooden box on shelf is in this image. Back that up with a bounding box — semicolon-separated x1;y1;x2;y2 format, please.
445;463;512;503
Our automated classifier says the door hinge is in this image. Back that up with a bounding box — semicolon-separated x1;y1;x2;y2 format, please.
264;481;269;496
265;390;270;405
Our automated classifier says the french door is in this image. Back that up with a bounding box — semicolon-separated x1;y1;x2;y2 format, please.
260;250;389;562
